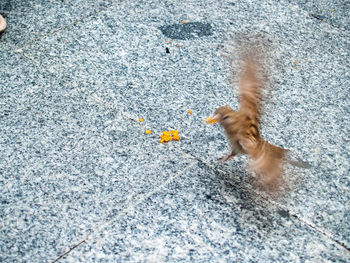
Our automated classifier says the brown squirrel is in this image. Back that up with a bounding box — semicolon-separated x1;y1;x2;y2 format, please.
206;45;310;188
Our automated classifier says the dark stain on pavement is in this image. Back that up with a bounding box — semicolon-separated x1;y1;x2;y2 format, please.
159;22;213;40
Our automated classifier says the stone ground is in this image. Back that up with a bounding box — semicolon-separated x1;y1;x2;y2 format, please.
0;0;349;262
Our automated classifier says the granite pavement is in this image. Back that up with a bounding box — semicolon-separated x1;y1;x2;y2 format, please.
1;0;349;262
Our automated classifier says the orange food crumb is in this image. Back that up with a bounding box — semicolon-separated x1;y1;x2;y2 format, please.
145;130;151;134
181;20;189;24
160;130;180;142
171;130;178;136
160;131;172;143
167;40;173;44
295;60;300;63
205;116;218;124
172;134;180;141
188;110;193;114
171;130;180;140
139;118;143;122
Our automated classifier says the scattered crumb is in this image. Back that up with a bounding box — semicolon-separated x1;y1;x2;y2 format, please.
172;135;180;141
160;130;180;142
295;60;300;63
139;118;143;122
176;44;182;47
322;19;326;22
171;130;180;141
205;116;217;124
145;130;151;134
167;40;173;44
160;131;172;143
188;110;193;114
181;20;189;24
330;9;335;13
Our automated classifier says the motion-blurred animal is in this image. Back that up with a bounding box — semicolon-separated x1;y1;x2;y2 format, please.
206;47;309;188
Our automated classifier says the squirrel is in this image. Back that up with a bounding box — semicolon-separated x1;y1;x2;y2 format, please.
206;42;310;188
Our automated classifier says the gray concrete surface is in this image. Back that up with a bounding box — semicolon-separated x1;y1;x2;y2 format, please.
1;0;349;262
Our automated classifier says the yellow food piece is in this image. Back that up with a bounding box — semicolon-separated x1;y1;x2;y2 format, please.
160;131;172;143
205;117;217;124
188;110;193;114
172;134;180;141
171;130;178;136
171;130;180;141
139;118;143;122
145;130;151;134
160;130;180;142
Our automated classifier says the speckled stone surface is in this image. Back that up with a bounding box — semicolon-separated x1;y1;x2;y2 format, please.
1;0;349;262
63;164;349;262
0;0;114;48
0;54;192;262
288;0;350;31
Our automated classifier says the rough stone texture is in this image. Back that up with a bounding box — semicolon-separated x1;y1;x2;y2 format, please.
1;0;349;262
